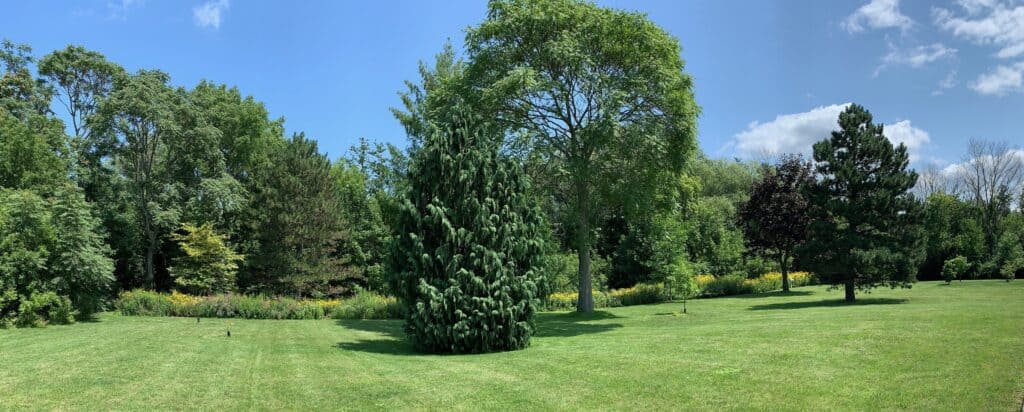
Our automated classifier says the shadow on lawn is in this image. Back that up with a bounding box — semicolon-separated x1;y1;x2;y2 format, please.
533;310;623;338
747;297;908;311
334;319;416;355
334;310;623;355
730;290;814;299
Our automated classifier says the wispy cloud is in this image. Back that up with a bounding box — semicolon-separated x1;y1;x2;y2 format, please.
731;103;930;162
970;62;1024;95
933;0;1024;59
108;0;144;20
193;0;230;29
932;70;959;95
843;0;915;33
875;43;957;76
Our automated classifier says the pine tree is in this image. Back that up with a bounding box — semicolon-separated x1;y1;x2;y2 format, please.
804;104;921;302
389;108;546;354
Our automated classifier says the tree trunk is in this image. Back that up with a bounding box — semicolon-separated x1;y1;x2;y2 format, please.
780;254;790;293
577;245;594;312
144;240;155;289
575;173;594;313
844;278;856;303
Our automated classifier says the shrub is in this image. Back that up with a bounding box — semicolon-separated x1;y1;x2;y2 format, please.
942;256;970;284
544;283;670;311
16;291;75;327
1002;259;1022;282
698;272;815;297
331;289;403;320
115;290;404;320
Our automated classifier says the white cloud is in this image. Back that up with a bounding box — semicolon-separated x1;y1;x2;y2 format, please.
843;0;915;33
932;70;959;95
193;0;230;29
108;0;143;19
970;62;1024;95
875;43;957;75
884;120;931;161
934;0;1024;59
732;103;930;162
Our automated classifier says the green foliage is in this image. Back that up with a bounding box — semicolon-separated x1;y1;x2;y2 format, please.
543;251;610;294
699;274;749;297
684;196;746;276
921;193;985;280
464;0;699;311
114;289;402;320
696;272;817;297
48;186;116;315
389;109;546;353
543;283;671;311
0;187;114;325
330;289;404;320
169;223;242;295
250;134;356;297
942;256;969;284
15;291;75;327
803;104;921;301
995;231;1023;282
0;110;67;190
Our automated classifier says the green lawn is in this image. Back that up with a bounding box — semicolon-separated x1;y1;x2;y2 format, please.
2;281;1022;411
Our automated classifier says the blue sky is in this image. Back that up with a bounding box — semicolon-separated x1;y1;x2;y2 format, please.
2;0;1022;169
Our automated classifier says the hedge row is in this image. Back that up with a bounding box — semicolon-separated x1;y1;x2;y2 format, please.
115;289;403;320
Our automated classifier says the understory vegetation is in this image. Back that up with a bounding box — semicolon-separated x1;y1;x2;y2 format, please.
115;289;401;320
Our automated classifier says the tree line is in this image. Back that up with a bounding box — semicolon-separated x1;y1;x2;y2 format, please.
2;0;1022;334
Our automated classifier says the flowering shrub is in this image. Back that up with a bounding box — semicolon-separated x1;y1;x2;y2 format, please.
544;283;670;311
330;289;403;320
115;290;402;320
699;272;815;297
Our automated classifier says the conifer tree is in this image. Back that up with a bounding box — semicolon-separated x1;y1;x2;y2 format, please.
389;107;546;354
803;104;921;302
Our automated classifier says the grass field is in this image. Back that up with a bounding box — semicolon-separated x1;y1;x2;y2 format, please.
2;280;1022;411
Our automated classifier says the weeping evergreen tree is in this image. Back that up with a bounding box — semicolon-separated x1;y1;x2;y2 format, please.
389;107;546;354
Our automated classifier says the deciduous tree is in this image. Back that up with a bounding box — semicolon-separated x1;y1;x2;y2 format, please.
465;0;699;311
737;155;814;292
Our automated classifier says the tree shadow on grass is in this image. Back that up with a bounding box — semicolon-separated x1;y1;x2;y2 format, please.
334;311;623;355
747;297;908;311
729;290;814;299
534;310;623;338
334;319;417;355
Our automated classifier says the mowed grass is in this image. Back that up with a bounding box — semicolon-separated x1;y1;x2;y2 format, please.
2;281;1022;411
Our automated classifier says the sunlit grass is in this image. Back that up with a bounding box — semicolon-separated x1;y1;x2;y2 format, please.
1;281;1022;410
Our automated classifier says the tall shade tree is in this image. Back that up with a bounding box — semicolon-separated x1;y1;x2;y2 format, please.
803;104;921;302
465;0;699;311
38;46;124;201
92;70;178;288
955;140;1023;255
737;155;814;292
1;40;52;119
389;108;546;353
37;46;123;143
